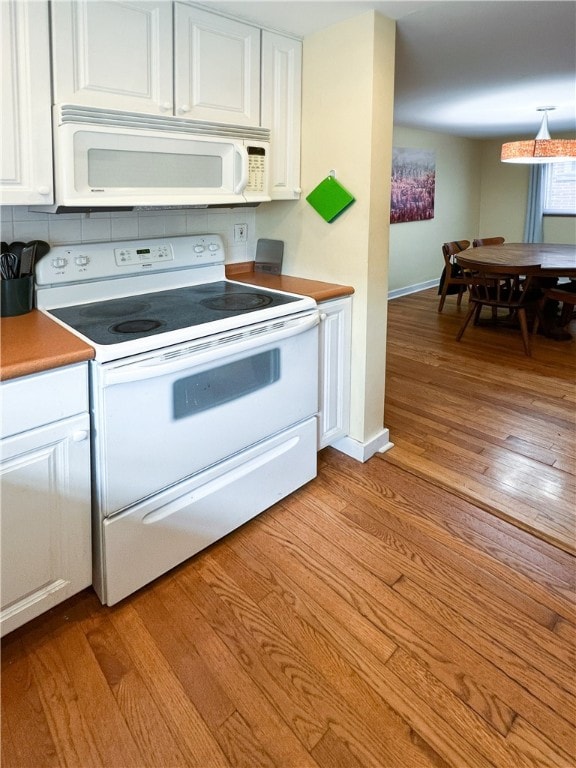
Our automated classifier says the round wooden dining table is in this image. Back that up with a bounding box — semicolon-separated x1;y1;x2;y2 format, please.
456;243;576;278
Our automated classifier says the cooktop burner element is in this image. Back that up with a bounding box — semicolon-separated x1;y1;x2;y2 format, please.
111;319;165;334
200;292;273;311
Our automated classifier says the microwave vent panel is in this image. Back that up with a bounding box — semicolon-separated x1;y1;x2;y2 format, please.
56;105;270;142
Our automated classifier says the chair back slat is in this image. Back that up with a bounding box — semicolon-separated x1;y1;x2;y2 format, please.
442;240;470;260
472;237;505;247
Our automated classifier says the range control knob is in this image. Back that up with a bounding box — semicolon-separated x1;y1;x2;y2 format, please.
52;257;68;269
208;243;220;251
194;245;205;253
75;256;89;266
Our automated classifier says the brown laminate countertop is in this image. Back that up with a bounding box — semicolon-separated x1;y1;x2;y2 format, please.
225;263;355;302
1;310;94;381
0;268;352;381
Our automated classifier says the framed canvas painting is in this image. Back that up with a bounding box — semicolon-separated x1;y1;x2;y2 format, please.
390;147;435;223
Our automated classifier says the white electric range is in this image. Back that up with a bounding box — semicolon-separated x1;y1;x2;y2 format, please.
35;234;320;605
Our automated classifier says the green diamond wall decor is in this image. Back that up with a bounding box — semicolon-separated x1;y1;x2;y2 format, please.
306;175;356;222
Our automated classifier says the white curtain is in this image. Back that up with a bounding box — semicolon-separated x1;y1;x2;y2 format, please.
523;164;547;243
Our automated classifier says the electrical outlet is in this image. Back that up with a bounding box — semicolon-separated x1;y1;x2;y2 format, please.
234;223;248;243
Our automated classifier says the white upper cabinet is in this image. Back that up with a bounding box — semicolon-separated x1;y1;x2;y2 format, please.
174;4;260;125
51;1;174;114
0;0;53;205
47;1;301;193
261;31;302;199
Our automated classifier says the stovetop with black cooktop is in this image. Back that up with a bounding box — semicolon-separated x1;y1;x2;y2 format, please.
49;281;300;345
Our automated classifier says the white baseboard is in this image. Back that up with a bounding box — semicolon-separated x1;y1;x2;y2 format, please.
388;279;438;300
331;428;394;463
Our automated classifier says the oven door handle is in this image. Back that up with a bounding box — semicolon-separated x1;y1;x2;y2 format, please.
102;311;319;386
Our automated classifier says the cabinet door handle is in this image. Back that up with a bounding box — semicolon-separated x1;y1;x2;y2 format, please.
178;104;191;114
71;430;89;442
159;102;173;112
37;186;51;195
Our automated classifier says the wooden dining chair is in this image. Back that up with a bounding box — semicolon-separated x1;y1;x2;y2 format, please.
437;240;471;312
472;237;505;247
533;287;576;335
455;258;541;356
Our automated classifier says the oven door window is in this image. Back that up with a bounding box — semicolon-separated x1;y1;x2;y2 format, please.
173;349;280;419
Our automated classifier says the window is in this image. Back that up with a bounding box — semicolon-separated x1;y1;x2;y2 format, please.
543;161;576;215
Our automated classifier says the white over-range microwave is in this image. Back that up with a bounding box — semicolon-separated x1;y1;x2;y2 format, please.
37;105;271;209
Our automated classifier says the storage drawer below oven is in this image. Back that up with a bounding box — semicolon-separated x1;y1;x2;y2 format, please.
94;417;317;606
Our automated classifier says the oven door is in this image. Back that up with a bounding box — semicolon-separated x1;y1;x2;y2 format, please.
91;310;319;517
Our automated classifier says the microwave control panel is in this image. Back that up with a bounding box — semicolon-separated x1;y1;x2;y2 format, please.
246;146;266;192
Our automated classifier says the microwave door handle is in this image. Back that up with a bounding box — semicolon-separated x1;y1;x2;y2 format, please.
103;312;319;386
234;144;249;194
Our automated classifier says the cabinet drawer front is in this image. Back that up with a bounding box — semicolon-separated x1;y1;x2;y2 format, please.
1;364;88;439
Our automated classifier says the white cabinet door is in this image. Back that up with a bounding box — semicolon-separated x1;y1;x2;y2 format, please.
261;31;302;199
174;4;260;125
0;0;53;205
318;297;352;449
0;413;92;637
51;0;173;114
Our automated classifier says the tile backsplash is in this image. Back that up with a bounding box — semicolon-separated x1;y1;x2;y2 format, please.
0;206;257;263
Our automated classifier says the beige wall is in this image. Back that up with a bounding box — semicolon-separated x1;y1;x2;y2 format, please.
478;139;528;241
389;130;575;294
255;11;396;448
388;127;481;293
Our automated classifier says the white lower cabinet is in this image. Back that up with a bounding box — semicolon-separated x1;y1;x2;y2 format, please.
318;297;352;449
0;365;91;637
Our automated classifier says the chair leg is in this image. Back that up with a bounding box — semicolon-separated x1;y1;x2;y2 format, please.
532;298;545;335
438;282;449;312
559;300;576;326
456;286;465;307
517;308;531;356
472;302;483;325
456;301;478;341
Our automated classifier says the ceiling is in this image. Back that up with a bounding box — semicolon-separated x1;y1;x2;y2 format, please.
197;1;576;139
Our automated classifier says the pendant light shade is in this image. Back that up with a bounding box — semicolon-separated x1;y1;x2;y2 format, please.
501;108;576;164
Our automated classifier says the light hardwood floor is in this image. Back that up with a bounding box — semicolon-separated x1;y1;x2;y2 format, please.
2;288;575;768
381;287;576;554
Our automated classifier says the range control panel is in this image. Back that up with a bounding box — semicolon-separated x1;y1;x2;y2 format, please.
114;243;173;266
35;234;224;286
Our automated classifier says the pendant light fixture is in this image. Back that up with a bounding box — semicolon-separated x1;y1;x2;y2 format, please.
501;107;576;164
